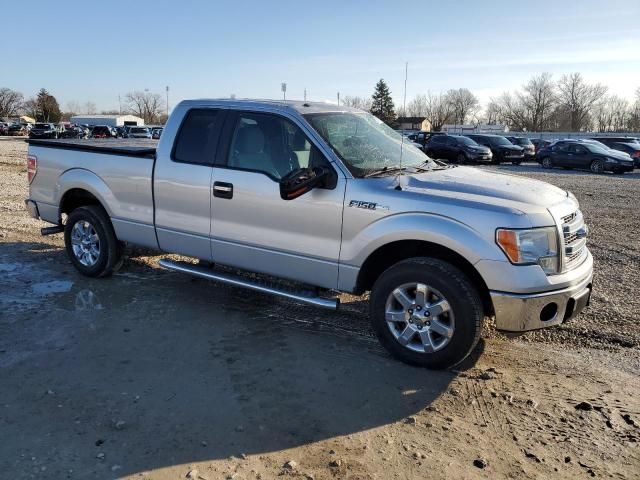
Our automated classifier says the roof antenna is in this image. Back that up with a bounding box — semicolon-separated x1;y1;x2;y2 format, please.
396;62;408;191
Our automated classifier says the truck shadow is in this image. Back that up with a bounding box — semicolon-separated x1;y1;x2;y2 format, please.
0;241;481;478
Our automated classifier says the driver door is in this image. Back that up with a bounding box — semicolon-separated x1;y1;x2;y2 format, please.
210;110;346;289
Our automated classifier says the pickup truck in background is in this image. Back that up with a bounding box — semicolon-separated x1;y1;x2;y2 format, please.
24;99;593;368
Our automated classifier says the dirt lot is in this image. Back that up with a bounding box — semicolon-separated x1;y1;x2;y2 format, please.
1;137;639;480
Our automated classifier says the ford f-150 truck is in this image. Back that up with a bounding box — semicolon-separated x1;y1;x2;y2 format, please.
24;99;593;368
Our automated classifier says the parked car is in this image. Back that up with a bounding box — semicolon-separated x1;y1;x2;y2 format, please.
465;134;525;164
28;123;59;139
61;124;86;139
537;140;634;173
506;136;535;160
591;138;640;168
90;125;114;139
8;123;27;136
151;127;163;139
114;126;129;138
25;99;593;369
128;126;152;139
592;136;640;146
531;139;552;153
412;131;446;150
424;134;492;163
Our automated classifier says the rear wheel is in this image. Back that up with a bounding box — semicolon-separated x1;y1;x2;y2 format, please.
590;159;604;174
370;257;483;369
456;153;466;164
64;205;123;277
541;157;552;169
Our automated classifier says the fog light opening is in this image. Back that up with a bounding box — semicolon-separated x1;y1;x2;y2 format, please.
540;303;558;322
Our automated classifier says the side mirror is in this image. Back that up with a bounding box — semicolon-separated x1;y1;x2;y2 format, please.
280;167;328;200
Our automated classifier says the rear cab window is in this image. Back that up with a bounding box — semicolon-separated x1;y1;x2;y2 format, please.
172;109;223;165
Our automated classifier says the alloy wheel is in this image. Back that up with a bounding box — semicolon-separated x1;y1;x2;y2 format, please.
384;283;455;353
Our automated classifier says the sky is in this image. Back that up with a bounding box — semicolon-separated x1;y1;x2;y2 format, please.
3;0;639;113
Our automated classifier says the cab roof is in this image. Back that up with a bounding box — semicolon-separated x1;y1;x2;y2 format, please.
179;98;363;115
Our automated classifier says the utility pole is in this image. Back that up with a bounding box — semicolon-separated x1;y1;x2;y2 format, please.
304;88;307;102
118;95;121;115
337;92;340;106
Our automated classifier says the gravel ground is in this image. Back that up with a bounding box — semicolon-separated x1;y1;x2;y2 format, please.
1;138;639;479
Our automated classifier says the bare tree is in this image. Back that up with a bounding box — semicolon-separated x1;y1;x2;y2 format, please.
0;88;24;119
406;94;429;117
341;95;372;111
517;73;556;131
125;91;164;123
483;98;505;125
423;91;453;131
628;87;640;132
83;101;97;115
557;73;607;131
65;101;82;116
446;88;480;124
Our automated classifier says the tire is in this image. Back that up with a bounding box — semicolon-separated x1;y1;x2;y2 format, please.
590;159;604;174
456;153;466;164
541;157;552;169
370;257;483;369
64;205;122;277
512;160;522;166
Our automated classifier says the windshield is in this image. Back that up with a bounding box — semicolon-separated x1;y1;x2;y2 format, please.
512;137;533;146
34;123;50;129
304;112;436;177
582;139;609;149
456;136;478;146
130;128;148;134
487;136;512;146
584;144;611;155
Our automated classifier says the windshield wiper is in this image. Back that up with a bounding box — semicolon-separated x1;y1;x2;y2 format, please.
364;166;407;178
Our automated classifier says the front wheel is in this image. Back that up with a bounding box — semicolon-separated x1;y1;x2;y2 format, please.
64;205;123;277
512;160;522;166
590;159;604;174
370;257;483;369
456;153;466;164
541;157;552;169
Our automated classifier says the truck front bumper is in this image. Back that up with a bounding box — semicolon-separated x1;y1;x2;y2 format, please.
490;271;593;332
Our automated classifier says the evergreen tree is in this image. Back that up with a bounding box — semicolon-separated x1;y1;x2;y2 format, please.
370;79;396;126
35;88;62;122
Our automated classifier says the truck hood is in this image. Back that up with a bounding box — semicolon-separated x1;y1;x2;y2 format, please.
403;166;568;208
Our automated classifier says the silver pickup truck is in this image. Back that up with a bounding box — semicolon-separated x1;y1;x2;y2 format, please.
25;99;593;368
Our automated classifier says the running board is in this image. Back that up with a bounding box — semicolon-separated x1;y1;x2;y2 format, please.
158;259;339;310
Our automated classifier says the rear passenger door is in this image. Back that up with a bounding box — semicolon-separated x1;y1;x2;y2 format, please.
209;110;346;289
154;108;225;260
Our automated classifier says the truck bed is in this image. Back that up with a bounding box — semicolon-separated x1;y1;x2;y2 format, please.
25;138;157;158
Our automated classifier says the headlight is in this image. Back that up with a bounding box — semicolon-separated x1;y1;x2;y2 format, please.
496;227;559;274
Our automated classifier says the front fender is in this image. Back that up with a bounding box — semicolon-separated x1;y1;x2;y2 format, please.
342;212;504;268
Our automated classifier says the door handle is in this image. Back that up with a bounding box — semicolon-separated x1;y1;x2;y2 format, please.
213;181;233;199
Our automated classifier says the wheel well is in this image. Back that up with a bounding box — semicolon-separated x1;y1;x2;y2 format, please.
59;189;102;218
355;240;494;315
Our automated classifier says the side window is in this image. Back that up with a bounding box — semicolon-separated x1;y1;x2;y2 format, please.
572;145;587;154
430;136;443;145
172;109;220;165
554;142;569;153
227;112;329;180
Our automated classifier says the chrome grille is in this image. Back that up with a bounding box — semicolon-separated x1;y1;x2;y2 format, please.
561;210;587;271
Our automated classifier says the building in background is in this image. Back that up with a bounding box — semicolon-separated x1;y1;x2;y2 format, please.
442;124;507;134
396;117;431;131
70;114;143;127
